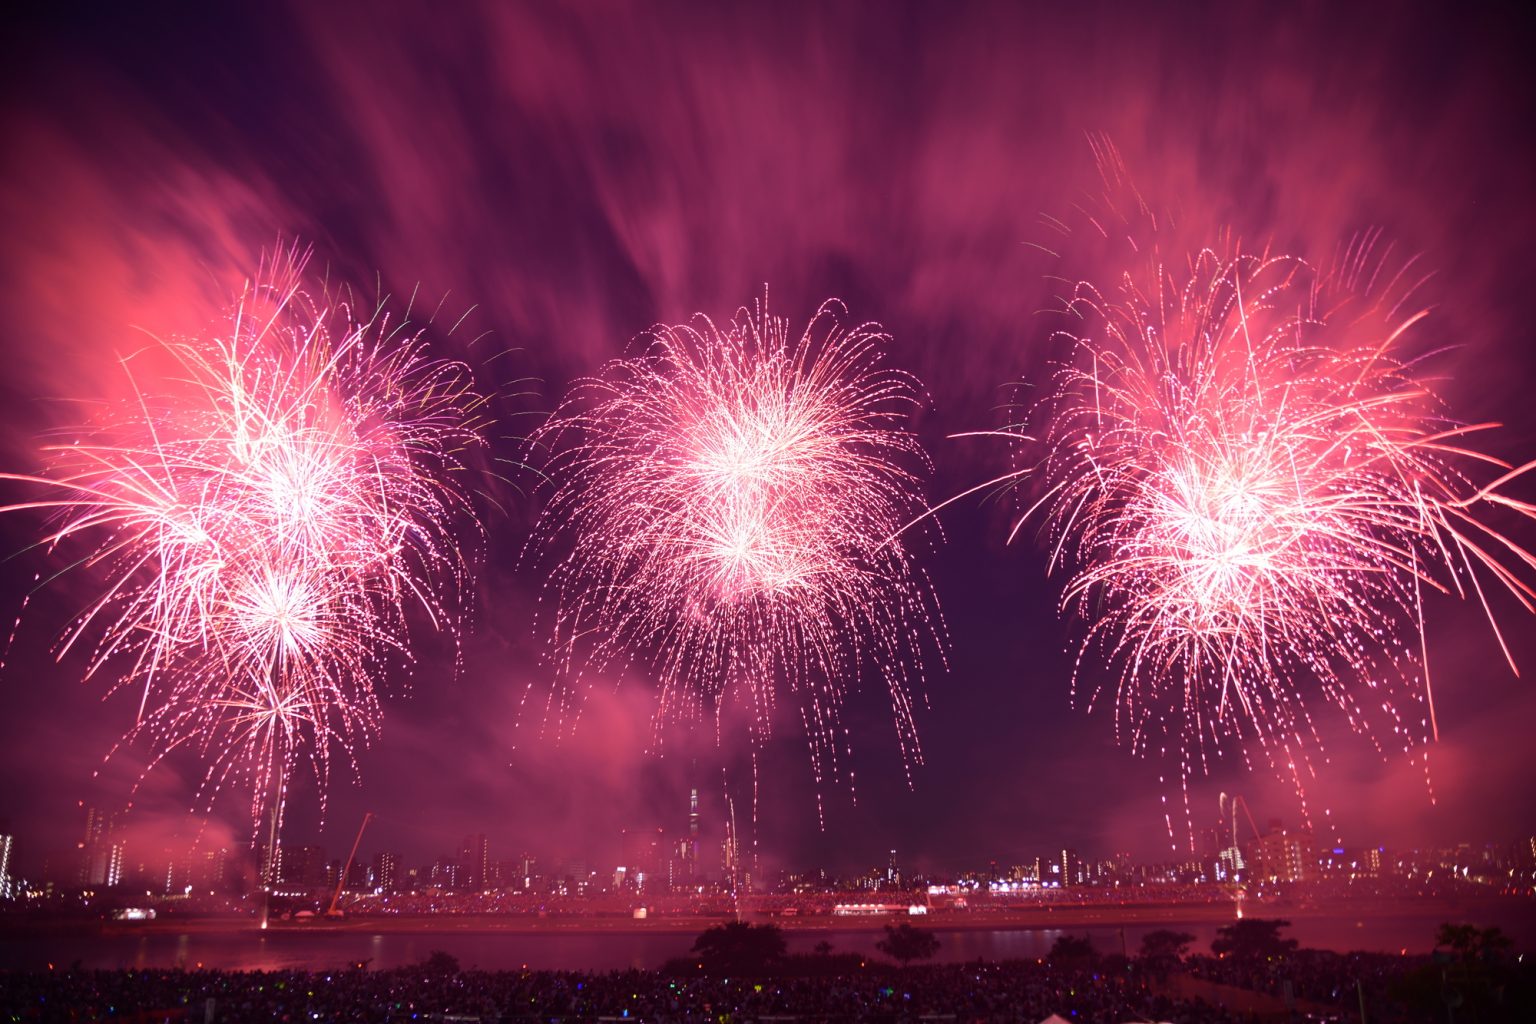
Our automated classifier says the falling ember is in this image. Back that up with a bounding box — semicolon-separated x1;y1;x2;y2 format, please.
1;244;487;843
530;297;945;801
1000;234;1536;817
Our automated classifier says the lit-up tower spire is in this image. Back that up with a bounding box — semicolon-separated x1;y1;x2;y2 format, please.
688;784;700;876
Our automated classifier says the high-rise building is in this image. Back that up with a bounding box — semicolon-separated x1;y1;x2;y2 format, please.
1216;844;1245;882
1251;825;1315;883
1060;849;1083;887
557;859;589;894
256;817;287;891
345;857;371;889
260;844;282;891
1516;836;1536;871
372;851;399;892
104;842;123;889
82;806;104;849
886;849;900;888
621;827;665;891
79;806;123;888
0;833;13;899
79;807;101;885
178;846;231;894
460;834;489;891
282;845;328;889
430;858;461;889
1009;859;1041;884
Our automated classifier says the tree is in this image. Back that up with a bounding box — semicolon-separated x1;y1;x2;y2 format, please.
813;940;835;957
423;949;460;974
1210;918;1298;962
1435;923;1512;965
876;923;940;967
1139;929;1195;977
1431;923;1515;1019
690;921;787;975
1048;934;1099;965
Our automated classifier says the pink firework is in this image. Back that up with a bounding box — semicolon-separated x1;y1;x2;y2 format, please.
1008;236;1536;817
532;298;944;793
118;663;375;871
2;246;486;839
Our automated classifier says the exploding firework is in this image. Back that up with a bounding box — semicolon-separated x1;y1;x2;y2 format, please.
1001;234;1536;818
120;666;374;874
1;246;487;843
531;298;944;796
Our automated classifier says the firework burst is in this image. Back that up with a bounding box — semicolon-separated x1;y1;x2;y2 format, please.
531;298;944;797
1001;235;1536;820
2;245;487;840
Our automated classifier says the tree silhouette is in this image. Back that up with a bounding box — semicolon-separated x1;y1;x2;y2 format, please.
1139;929;1195;977
1211;918;1298;962
422;949;460;974
1431;922;1515;1019
1048;934;1099;965
876;923;941;967
1436;923;1512;965
690;921;787;975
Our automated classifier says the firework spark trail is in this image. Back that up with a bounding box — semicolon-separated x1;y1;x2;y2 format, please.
115;666;376;849
530;298;945;804
999;235;1536;824
1;245;487;835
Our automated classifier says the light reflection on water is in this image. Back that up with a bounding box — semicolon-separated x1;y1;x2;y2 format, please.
3;907;1531;973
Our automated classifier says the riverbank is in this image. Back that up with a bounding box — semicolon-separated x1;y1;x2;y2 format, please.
5;895;1530;941
123;901;1261;936
2;896;1531;972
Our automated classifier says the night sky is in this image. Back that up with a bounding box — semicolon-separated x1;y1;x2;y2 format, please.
2;2;1535;880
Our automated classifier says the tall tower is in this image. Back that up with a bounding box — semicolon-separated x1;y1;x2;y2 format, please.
79;806;122;887
0;832;13;899
687;785;700;877
1060;848;1081;888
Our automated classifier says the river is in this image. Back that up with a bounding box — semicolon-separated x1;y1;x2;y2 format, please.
3;902;1532;972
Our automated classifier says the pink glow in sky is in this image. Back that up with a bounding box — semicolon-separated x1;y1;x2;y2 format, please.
1;2;1533;871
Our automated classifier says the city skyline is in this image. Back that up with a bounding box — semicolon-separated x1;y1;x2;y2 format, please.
4;785;1532;904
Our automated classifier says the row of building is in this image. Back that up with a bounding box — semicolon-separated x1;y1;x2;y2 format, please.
4;805;1533;903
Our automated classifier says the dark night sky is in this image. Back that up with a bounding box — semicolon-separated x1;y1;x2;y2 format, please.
2;2;1535;879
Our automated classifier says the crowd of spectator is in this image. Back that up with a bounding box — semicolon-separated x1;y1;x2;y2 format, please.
6;915;1532;1022
1184;950;1422;1011
0;958;1382;1023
